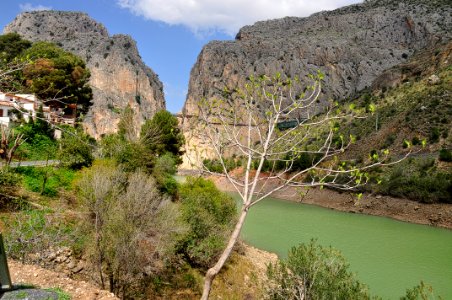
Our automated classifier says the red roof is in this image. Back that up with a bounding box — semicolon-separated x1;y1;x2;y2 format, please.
0;100;16;108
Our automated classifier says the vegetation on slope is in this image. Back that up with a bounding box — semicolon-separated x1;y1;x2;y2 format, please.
343;43;452;203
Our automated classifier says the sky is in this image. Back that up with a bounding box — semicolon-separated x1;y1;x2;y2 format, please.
0;0;362;113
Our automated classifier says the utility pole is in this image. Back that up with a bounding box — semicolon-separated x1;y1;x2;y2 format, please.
0;233;12;291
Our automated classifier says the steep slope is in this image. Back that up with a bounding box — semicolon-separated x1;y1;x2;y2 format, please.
4;11;165;139
183;0;451;116
350;41;451;157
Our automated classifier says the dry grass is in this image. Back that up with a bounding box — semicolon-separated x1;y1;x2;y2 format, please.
209;251;266;300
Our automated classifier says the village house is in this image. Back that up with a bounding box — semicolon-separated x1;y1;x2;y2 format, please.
0;92;38;126
0;92;77;127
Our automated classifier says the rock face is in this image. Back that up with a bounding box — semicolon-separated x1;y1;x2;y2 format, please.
183;0;451;116
4;11;165;139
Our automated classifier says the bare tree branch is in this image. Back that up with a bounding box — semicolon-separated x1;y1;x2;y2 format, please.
182;72;414;299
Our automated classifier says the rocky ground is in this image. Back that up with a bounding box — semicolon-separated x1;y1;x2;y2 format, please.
6;260;118;300
212;175;452;230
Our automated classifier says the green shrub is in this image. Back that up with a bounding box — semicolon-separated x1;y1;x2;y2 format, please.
16;132;57;160
177;177;237;268
0;167;21;187
378;159;451;203
156;175;178;196
429;127;440;143
152;153;179;196
203;157;241;173
58;128;95;169
154;152;178;175
411;136;421;146
267;240;370;300
401;281;439;300
439;148;452;162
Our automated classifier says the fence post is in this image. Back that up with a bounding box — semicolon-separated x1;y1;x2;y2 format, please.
0;233;12;291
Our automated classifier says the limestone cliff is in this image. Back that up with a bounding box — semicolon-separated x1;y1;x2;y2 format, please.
4;11;165;139
183;0;451;116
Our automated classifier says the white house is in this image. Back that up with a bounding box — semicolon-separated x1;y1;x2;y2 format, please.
0;92;77;127
0;92;39;125
0;98;15;126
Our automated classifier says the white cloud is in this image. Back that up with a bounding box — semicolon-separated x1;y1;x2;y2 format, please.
117;0;362;36
19;3;52;12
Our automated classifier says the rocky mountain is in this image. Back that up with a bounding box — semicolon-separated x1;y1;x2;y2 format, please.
183;0;451;116
4;11;165;139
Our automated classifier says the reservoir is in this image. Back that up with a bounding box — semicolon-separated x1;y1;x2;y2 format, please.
238;195;452;299
174;176;452;299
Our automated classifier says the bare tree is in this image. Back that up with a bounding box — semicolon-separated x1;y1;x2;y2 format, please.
185;73;411;299
0;125;26;166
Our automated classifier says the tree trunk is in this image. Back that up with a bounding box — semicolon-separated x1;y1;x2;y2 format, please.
201;206;249;300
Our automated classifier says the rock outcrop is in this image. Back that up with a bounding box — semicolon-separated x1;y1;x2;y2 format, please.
183;0;451;116
4;11;165;138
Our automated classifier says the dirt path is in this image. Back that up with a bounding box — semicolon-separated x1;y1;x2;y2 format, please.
8;260;118;300
211;176;452;230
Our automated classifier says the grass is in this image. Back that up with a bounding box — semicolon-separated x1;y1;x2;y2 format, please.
46;288;71;300
209;252;265;300
1;208;82;263
14;166;76;197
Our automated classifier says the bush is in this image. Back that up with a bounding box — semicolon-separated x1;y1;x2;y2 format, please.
429;127;440;143
0;167;21;187
2;209;78;263
439;148;452;162
401;281;439;300
266;240;370;300
77;163;183;298
203;157;241;173
58;128;95;169
177;177;237;268
378;159;451;203
16;130;57;161
154;152;178;176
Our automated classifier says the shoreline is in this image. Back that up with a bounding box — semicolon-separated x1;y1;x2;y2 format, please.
210;175;452;230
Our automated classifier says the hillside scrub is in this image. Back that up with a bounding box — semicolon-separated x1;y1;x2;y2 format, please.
57;127;95;169
375;158;452;203
98;109;184;196
319;64;452;203
2;209;79;264
76;161;185;298
177;177;237;269
266;240;370;300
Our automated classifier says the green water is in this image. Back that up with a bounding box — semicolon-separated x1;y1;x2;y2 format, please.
237;196;452;299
